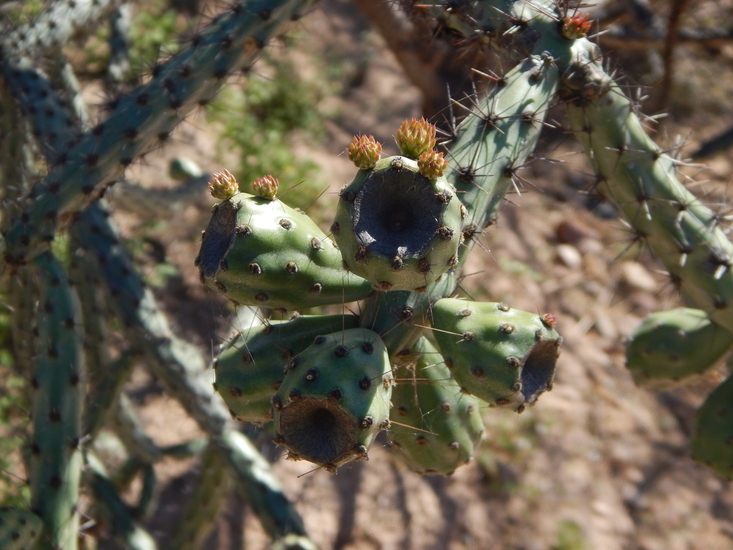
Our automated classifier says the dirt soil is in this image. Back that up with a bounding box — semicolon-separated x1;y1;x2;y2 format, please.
103;1;733;549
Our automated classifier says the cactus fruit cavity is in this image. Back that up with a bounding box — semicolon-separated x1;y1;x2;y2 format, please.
626;308;733;390
0;507;43;550
214;314;360;424
196;188;372;310
431;299;561;412
272;328;393;472
334;152;464;292
690;373;733;479
389;337;485;475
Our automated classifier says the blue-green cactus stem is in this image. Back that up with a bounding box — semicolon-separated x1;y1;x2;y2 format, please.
389;337;485;475
197;191;372;309
215;314;360;424
72;203;230;434
166;441;230;550
626;308;733;390
221;428;311;541
690;373;733;479
1;57;80;166
111;393;164;464
73;204;312;543
333;155;463;292
107;3;132;85
567;78;733;334
29;250;84;550
1;0;121;58
0;507;43;550
272;328;393;472
83;351;136;440
3;0;315;265
431;298;561;411
85;452;158;550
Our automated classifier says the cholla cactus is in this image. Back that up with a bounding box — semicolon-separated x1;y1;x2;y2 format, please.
2;0;733;547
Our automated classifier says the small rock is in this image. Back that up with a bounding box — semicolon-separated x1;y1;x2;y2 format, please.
620;261;658;292
557;243;582;269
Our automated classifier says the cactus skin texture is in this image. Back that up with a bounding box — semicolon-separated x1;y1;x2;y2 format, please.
690;374;733;479
30;251;84;550
333;155;463;292
196;192;372;310
215;314;360;424
566;79;733;335
272;328;393;472
431;299;561;412
626;308;733;390
389;337;485;475
0;507;43;550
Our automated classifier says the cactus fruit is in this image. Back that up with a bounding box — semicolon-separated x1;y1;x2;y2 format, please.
431;299;561;411
196;190;372;310
389;337;485;475
215;314;359;424
208;169;240;200
272;328;393;472
690;373;733;479
333;153;464;292
395;117;436;159
0;507;43;550
626;308;733;390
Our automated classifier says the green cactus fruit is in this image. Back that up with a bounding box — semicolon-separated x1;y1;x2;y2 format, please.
626;308;733;390
196;192;372;310
389;337;485;475
215;314;359;424
332;156;464;292
395;118;436;159
0;507;43;550
272;328;393;472
690;373;733;479
431;299;562;411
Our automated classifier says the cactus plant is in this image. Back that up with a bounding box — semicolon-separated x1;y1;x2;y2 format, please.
3;0;733;546
0;507;43;550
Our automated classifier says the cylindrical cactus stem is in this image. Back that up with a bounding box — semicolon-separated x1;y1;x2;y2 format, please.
197;188;372;310
83;350;136;440
1;0;121;58
72;202;231;434
566;68;733;333
1;57;81;166
29;250;84;550
389;337;485;475
3;0;316;265
215;314;360;424
165;440;230;550
333;152;463;292
85;452;158;550
72;204;312;543
107;2;132;85
626;308;733;390
221;428;311;540
690;373;733;479
0;507;43;550
272;328;394;472
110;393;164;464
430;299;561;411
